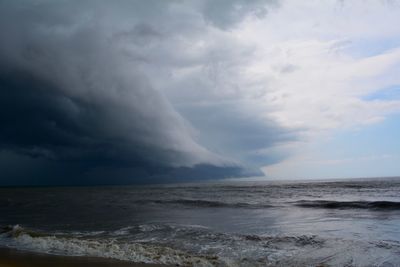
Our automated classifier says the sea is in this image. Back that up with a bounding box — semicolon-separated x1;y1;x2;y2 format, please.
1;177;400;267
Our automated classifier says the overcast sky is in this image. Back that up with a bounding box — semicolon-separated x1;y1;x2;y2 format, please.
1;0;400;185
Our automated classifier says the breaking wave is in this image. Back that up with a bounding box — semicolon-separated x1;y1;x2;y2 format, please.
0;224;327;266
1;224;400;266
0;225;220;266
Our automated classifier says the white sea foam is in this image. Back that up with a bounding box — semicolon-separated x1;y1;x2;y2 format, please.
112;226;134;236
1;224;400;267
0;225;221;266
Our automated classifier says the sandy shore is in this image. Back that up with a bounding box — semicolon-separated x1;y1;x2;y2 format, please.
0;247;172;267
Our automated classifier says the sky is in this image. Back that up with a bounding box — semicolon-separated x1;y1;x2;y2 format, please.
0;0;400;185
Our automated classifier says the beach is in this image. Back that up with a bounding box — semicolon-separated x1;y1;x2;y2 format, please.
0;247;169;267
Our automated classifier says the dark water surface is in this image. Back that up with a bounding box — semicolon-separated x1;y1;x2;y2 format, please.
1;178;400;266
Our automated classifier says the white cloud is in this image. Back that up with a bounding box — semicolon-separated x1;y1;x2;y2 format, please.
145;0;400;175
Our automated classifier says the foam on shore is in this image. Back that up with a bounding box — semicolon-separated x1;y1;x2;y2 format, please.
0;246;169;267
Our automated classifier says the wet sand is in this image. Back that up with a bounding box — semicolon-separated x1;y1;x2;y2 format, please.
0;247;171;267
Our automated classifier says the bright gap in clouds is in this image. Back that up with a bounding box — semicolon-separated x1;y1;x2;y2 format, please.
263;113;400;179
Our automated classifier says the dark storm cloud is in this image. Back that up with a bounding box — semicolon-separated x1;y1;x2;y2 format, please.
0;1;235;184
0;0;284;185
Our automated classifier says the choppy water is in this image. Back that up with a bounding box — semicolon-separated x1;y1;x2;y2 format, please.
1;178;400;266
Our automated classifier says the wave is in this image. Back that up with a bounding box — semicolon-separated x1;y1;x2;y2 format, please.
139;198;400;210
0;225;220;266
295;200;400;210
2;224;399;267
0;224;328;266
140;199;274;208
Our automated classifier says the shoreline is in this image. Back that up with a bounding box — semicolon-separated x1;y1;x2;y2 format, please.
0;247;171;267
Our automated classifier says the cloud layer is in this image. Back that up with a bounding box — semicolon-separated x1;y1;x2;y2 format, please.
2;0;400;184
0;1;277;184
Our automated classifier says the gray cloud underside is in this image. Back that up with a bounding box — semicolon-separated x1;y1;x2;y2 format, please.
0;0;290;185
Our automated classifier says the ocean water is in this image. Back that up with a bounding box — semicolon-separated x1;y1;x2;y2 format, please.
1;178;400;266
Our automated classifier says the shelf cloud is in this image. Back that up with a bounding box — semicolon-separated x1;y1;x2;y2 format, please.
0;1;278;185
3;1;398;184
